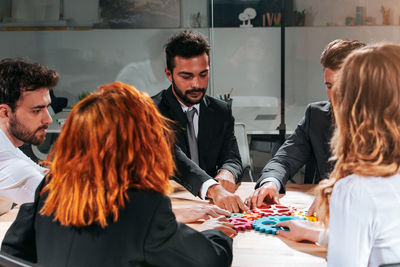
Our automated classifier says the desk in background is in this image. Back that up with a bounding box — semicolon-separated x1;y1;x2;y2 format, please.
231;95;306;135
47;109;71;134
170;182;327;267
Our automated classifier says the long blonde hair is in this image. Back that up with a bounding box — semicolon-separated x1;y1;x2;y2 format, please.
318;43;400;226
41;82;175;228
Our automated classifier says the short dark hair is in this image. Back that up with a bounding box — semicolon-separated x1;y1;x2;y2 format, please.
164;30;210;71
320;39;366;70
0;58;59;111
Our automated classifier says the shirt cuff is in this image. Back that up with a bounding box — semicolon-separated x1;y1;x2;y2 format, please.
259;177;282;192
200;179;219;200
317;229;329;248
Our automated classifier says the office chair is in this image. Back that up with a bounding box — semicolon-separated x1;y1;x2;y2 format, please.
234;122;254;182
0;251;37;267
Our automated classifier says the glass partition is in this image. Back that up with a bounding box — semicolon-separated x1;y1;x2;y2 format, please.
209;0;282;137
0;0;211;105
1;0;400;178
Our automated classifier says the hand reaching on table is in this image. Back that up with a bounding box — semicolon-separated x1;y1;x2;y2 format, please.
172;204;231;224
306;197;318;217
197;215;237;238
245;181;280;209
207;184;249;213
276;220;322;243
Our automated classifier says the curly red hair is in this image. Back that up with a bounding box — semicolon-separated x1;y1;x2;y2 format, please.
40;82;175;227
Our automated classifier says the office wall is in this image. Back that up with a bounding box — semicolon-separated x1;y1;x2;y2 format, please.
2;26;400;107
1;0;400;110
0;29;209;103
295;0;400;26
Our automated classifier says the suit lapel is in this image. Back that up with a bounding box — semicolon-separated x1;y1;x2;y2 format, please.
165;86;187;127
164;87;190;154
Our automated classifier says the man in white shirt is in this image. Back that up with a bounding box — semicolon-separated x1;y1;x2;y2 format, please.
0;58;59;214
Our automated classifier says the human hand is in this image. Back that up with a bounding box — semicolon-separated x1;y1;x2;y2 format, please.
172;204;231;224
306;197;317;216
207;184;249;213
276;220;321;243
215;169;236;193
245;181;280;209
197;215;237;238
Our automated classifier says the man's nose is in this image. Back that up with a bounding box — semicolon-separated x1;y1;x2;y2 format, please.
43;108;53;125
191;76;200;88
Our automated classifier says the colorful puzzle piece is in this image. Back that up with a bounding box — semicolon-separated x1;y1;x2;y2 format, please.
292;210;318;222
253;204;297;217
228;217;254;231
242;211;262;220
229;213;244;218
252;215;305;235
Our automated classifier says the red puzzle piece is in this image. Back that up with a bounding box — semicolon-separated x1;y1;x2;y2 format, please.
253;204;296;216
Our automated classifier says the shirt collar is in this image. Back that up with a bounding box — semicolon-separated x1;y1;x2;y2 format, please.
176;98;200;114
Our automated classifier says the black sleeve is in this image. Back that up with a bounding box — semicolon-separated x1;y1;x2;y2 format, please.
144;196;233;267
1;178;45;263
218;103;243;183
173;145;213;197
256;105;313;193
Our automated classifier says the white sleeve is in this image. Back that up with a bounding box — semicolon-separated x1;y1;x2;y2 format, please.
200;179;219;200
0;156;44;204
317;229;329;249
327;178;377;267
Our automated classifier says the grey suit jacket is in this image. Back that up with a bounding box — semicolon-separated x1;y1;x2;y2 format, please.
256;101;334;193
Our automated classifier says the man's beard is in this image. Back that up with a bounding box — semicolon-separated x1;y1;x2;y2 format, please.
9;113;47;146
172;77;206;106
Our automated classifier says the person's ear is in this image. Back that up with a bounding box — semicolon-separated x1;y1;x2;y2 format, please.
0;104;11;119
165;68;173;83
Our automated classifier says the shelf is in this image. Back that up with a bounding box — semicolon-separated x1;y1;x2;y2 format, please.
0;20;67;27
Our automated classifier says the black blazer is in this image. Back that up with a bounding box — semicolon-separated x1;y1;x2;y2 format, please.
256;101;334;192
152;87;243;197
1;180;233;267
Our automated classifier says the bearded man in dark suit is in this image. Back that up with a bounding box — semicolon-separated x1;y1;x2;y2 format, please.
153;30;247;213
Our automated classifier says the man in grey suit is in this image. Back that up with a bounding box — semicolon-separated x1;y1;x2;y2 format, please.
247;39;366;209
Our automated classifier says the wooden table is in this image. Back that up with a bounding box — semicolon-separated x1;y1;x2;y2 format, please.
0;182;327;267
170;182;327;267
0;207;19;244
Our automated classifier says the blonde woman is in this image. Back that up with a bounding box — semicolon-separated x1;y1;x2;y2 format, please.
318;43;400;266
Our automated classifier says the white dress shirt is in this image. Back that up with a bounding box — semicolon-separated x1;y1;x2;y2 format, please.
177;100;218;199
0;128;47;214
328;173;400;267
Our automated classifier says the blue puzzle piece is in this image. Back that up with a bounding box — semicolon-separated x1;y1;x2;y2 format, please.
252;215;305;235
229;213;244;218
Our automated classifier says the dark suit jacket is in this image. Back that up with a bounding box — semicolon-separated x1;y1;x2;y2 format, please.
152;86;243;197
256;101;334;193
1;180;233;267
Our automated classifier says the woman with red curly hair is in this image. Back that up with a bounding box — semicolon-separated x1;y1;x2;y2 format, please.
317;44;400;266
2;82;233;267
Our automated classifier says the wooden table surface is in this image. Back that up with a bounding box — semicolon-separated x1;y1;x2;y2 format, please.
0;182;327;267
170;182;327;267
